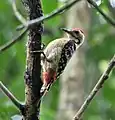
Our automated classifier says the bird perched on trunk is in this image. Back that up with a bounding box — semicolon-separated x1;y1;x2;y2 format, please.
40;28;85;95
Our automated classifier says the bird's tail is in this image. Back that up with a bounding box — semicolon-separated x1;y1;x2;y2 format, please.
40;80;53;99
40;70;56;97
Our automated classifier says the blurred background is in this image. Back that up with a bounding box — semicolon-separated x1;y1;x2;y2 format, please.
0;0;115;120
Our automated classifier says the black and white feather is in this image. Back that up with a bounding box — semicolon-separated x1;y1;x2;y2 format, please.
56;40;76;78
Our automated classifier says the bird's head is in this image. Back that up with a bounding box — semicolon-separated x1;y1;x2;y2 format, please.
61;28;85;44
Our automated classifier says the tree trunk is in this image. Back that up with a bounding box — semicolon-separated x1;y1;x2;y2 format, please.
22;0;43;119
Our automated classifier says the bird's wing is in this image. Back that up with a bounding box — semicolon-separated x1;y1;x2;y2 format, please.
56;40;76;78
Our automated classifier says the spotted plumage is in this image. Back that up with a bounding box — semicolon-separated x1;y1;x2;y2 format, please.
56;40;76;78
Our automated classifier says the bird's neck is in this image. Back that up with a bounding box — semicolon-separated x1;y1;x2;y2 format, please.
68;35;80;44
67;34;75;40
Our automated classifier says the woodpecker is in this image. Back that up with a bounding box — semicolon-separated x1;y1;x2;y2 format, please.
40;28;85;95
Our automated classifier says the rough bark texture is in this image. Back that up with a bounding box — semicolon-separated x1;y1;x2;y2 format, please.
57;0;90;120
22;0;43;119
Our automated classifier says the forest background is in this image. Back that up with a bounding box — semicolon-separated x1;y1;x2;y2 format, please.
0;0;115;120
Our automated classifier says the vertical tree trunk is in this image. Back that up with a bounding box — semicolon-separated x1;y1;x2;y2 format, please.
57;1;90;120
21;0;43;119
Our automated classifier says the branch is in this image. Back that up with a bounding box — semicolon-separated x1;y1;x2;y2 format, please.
87;0;115;27
1;0;115;54
17;0;115;30
12;0;26;25
0;28;27;53
0;0;81;53
73;54;115;120
0;81;23;110
0;0;27;53
17;0;81;30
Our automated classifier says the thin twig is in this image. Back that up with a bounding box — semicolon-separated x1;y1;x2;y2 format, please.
0;0;81;53
0;1;27;53
0;81;23;110
17;0;81;30
87;0;115;26
12;0;26;25
2;0;115;55
0;28;28;53
73;54;115;120
31;50;52;62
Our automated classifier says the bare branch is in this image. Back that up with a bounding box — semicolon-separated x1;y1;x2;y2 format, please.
87;0;115;27
17;0;81;30
0;28;27;53
12;0;26;25
16;0;115;30
73;54;115;120
1;0;115;54
0;81;23;110
0;0;81;53
0;0;27;53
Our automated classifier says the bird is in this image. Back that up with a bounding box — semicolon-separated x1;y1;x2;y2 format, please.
40;27;85;95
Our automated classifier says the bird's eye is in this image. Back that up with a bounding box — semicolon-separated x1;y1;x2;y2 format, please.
75;31;79;34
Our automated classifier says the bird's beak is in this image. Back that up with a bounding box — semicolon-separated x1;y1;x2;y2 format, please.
60;28;72;34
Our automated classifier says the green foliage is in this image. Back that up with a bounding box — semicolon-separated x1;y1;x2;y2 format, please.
0;0;115;120
0;0;25;119
83;2;115;120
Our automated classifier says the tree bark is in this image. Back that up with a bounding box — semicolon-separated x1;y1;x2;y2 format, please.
21;0;43;119
57;0;90;120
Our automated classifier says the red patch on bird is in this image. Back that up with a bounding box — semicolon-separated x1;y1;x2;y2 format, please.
42;72;49;85
42;71;56;86
72;28;84;33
